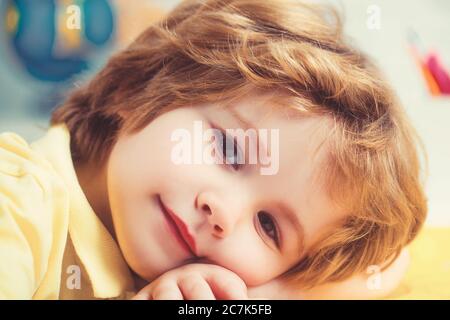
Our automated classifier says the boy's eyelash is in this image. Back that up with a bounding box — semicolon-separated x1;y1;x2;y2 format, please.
211;125;244;171
258;211;280;248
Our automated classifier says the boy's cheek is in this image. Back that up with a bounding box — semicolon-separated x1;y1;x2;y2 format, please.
247;283;279;300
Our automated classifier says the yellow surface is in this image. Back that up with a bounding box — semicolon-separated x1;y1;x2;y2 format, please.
386;227;450;299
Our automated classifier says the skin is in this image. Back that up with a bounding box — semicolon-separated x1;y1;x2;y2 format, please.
75;92;407;299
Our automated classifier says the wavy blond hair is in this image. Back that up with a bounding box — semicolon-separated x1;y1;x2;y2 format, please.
52;0;428;288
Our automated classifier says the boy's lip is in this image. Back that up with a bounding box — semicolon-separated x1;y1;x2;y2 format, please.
157;195;198;257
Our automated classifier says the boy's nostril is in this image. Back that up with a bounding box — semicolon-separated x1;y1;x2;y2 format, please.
202;204;211;214
214;225;223;232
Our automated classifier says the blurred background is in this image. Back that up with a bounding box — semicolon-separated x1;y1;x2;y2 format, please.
0;0;449;227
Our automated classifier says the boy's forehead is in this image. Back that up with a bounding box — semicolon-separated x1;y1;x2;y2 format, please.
204;94;284;122
216;90;326;126
227;94;333;137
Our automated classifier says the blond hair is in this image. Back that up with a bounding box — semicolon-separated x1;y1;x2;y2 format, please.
52;0;428;288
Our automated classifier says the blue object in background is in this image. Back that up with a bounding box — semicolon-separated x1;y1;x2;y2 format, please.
4;0;115;82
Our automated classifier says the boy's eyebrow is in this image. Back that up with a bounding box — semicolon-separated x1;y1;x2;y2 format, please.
226;106;268;159
227;106;254;131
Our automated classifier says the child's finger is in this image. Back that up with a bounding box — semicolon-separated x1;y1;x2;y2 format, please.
178;274;216;300
204;273;248;300
152;281;184;300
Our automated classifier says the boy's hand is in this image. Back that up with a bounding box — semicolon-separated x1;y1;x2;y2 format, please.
132;263;248;300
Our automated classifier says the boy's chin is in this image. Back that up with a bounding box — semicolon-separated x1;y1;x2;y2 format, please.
130;265;165;284
130;259;188;283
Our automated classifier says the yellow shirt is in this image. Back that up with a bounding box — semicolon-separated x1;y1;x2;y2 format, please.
0;124;136;299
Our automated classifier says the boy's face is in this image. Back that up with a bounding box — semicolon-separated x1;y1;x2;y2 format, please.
106;93;347;286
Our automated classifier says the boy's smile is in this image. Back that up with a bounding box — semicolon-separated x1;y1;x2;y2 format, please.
157;194;199;257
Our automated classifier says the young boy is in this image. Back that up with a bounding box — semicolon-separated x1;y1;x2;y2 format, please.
0;0;427;299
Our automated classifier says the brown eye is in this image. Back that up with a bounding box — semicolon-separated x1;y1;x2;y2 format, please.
258;211;279;246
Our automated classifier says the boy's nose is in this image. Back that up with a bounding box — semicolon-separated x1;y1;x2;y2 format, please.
196;191;246;239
